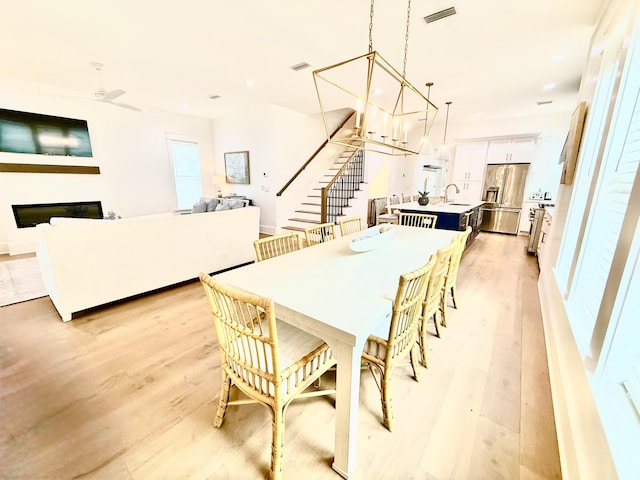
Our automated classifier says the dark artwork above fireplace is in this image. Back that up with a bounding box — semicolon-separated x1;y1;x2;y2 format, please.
0;108;93;157
12;201;103;228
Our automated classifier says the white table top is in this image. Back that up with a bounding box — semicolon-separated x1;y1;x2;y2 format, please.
215;225;458;345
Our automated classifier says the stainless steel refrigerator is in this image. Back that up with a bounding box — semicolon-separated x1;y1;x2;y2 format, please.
480;163;529;234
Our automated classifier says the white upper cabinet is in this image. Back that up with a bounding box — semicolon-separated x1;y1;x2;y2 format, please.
486;137;537;164
452;141;489;182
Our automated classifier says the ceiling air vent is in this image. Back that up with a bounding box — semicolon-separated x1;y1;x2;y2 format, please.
537;100;553;106
424;7;457;24
208;94;221;100
290;62;311;72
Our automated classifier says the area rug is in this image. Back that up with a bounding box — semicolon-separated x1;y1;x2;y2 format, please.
0;257;48;307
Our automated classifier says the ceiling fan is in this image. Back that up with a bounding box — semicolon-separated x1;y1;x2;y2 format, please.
88;61;142;112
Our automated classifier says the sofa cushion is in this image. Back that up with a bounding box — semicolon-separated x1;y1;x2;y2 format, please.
191;200;207;214
205;198;220;212
215;202;231;211
222;199;246;209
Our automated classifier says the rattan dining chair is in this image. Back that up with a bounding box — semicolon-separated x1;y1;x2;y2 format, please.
398;212;438;229
199;273;336;480
338;216;364;236
418;239;457;368
377;196;401;224
442;227;473;326
304;222;336;246
253;232;303;262
361;256;435;431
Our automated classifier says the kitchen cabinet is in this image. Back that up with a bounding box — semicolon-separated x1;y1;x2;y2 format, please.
520;200;539;233
452;141;488;181
398;201;484;248
536;209;552;268
451;141;488;203
486;137;537;164
452;181;483;203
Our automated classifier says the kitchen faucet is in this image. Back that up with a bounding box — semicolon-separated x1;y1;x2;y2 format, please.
444;183;460;203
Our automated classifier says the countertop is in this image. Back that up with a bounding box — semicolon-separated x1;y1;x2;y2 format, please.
396;201;485;214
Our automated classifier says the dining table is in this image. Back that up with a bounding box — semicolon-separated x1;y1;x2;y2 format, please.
214;224;458;478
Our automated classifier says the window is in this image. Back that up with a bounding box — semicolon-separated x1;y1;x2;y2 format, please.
168;139;202;210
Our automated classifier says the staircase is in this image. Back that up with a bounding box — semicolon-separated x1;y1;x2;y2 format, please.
282;148;365;233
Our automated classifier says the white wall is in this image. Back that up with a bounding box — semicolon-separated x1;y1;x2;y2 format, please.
211;104;329;234
0;80;214;254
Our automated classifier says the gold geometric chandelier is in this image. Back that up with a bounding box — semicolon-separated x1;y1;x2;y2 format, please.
313;0;438;156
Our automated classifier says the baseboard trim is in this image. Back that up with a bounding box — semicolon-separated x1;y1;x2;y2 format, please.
538;269;618;480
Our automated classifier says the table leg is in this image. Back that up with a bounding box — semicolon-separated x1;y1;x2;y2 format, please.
327;337;365;479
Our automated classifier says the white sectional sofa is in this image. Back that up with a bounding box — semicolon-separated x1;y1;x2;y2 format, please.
36;206;260;321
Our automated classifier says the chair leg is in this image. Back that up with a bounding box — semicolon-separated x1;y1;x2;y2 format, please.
380;365;394;432
214;371;232;428
410;343;421;382
432;311;441;337
418;319;430;368
269;407;285;480
440;293;449;328
451;285;458;309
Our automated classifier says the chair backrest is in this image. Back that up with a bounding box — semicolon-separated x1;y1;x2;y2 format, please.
304;222;336;246
200;273;281;401
422;240;457;319
384;256;435;363
445;227;472;290
253;232;302;261
389;196;401;206
412;194;420;202
399;212;438;229
338;217;363;236
402;194;413;203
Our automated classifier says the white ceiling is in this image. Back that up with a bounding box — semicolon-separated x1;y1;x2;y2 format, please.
0;0;607;128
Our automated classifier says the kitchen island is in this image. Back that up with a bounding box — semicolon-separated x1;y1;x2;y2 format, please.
395;200;485;247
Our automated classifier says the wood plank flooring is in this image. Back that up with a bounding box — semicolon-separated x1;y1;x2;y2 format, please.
0;233;562;479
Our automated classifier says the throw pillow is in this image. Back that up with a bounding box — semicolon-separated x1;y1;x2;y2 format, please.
205;198;220;212
191;201;207;214
215;202;231;211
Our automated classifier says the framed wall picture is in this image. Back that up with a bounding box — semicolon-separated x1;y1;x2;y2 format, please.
560;101;588;185
224;151;250;184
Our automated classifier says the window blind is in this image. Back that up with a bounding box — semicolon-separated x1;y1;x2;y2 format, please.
169;140;202;210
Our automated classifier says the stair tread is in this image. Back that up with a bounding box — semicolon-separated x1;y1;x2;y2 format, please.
281;226;306;232
294;210;321;215
288;218;322;224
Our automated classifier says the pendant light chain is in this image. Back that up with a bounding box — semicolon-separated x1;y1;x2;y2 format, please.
402;0;412;78
443;101;452;144
423;82;433;135
368;0;375;53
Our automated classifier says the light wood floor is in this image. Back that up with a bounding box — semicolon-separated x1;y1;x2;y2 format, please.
0;233;561;480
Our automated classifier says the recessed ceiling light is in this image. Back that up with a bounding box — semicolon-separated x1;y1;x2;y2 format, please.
373;88;383;95
543;83;556;91
551;53;566;62
245;79;256;88
290;62;311;71
474;112;483;118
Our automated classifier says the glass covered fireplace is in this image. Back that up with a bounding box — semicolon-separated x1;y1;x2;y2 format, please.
12;201;103;228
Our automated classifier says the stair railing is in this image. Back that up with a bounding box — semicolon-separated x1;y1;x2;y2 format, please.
320;149;365;224
276;109;355;197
